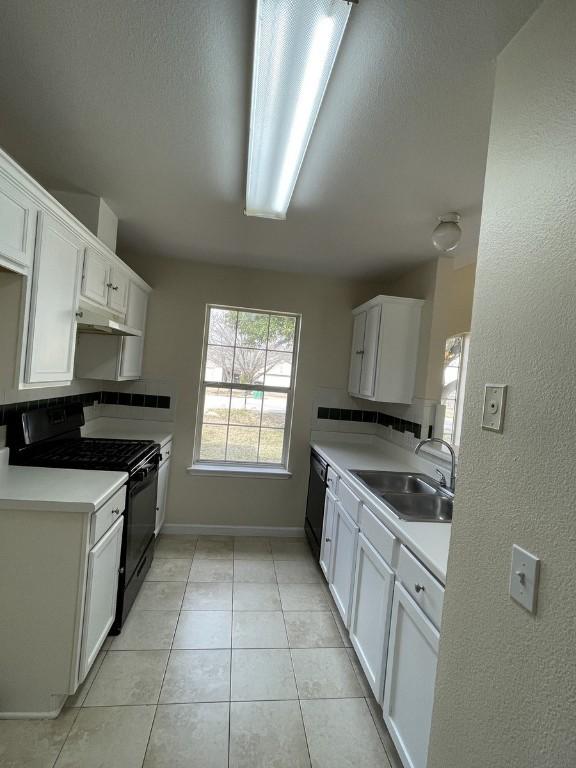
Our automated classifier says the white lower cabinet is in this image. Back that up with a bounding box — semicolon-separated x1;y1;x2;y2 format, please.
155;445;172;535
319;489;336;578
383;582;440;768
349;532;395;702
328;501;359;627
79;515;123;682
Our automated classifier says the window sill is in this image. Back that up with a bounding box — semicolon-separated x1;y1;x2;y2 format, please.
187;463;292;479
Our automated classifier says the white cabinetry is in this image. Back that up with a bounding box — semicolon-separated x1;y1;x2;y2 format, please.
348;295;423;404
155;442;172;535
75;278;150;381
108;264;129;314
81;246;110;306
25;211;84;384
0;172;37;274
349;532;395;702
79;515;123;681
383;583;440;768
328;500;359;627
319;488;336;578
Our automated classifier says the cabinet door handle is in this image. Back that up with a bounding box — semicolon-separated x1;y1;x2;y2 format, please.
355;350;364;355
111;508;121;515
415;583;425;593
75;311;83;319
112;285;119;291
325;537;332;543
106;282;114;288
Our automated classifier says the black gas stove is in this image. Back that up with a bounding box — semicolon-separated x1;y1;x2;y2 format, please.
8;403;160;634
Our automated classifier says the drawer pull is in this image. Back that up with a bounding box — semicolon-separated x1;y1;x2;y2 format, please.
111;508;121;515
415;583;425;593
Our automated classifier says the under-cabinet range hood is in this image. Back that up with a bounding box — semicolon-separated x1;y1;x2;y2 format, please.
76;306;142;337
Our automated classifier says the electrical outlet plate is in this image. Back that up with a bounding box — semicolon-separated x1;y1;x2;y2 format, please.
509;545;540;614
482;384;507;432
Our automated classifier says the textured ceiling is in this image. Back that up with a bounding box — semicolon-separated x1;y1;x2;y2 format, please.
0;0;540;277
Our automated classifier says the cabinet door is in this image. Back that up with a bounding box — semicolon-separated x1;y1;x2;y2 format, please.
319;489;336;578
0;172;37;273
383;583;440;768
118;281;148;379
348;311;366;396
81;247;110;306
79;515;123;683
359;304;381;398
349;533;394;702
155;457;170;535
328;502;359;627
25;212;84;384
107;264;129;315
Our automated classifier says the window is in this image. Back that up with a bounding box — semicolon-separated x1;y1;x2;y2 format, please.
440;334;470;447
194;305;300;469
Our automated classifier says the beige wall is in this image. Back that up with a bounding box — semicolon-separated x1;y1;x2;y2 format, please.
429;1;576;766
387;259;476;400
122;253;386;528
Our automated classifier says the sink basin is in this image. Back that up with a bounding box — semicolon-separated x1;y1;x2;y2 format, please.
350;470;453;523
351;470;439;495
381;492;453;522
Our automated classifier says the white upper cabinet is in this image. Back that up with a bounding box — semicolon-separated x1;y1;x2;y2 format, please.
348;295;423;404
107;264;129;315
81;247;110;306
0;171;37;274
118;281;148;379
25;211;84;384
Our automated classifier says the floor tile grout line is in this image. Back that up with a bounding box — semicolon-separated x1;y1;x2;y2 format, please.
50;702;81;768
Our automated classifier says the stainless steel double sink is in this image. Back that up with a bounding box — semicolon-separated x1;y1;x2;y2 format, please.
350;470;453;522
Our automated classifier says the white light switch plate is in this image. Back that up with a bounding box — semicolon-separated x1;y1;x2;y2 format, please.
509;545;540;614
482;384;508;432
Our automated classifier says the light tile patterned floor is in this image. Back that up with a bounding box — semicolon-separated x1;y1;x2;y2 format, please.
0;535;403;768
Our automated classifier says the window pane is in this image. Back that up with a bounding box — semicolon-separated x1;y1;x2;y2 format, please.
229;389;263;426
236;311;269;349
261;392;287;428
258;428;284;464
232;348;266;385
268;315;296;351
208;308;237;346
199;424;227;460
203;387;231;424
226;426;259;462
264;351;292;387
205;345;234;382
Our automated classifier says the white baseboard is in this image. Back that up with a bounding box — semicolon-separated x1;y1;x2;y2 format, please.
161;524;305;538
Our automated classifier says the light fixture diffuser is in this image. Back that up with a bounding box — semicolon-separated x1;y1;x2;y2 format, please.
245;0;354;220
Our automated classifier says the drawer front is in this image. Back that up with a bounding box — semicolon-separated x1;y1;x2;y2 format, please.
338;479;361;523
160;441;173;466
359;504;397;566
397;545;444;630
90;486;127;545
326;467;339;496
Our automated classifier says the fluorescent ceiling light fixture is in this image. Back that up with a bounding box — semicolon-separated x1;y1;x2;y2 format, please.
245;0;354;220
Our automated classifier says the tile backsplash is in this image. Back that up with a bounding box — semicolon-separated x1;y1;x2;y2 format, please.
0;390;171;428
317;406;429;440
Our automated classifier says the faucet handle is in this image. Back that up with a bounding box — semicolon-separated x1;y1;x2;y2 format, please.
434;468;447;487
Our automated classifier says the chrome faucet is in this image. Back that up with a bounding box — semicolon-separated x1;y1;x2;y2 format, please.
414;438;456;493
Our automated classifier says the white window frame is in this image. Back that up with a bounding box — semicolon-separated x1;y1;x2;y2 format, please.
438;333;470;449
191;304;301;473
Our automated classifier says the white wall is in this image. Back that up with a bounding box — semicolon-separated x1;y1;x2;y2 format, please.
429;1;576;765
122;253;387;529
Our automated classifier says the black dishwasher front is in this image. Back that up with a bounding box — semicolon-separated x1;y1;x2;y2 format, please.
305;450;328;559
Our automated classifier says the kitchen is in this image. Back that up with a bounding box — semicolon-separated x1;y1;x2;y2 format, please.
0;1;574;767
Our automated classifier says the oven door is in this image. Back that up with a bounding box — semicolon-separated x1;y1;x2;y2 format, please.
125;460;158;584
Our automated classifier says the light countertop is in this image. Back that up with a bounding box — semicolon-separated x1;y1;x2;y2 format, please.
310;432;451;584
0;449;127;513
82;417;173;447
